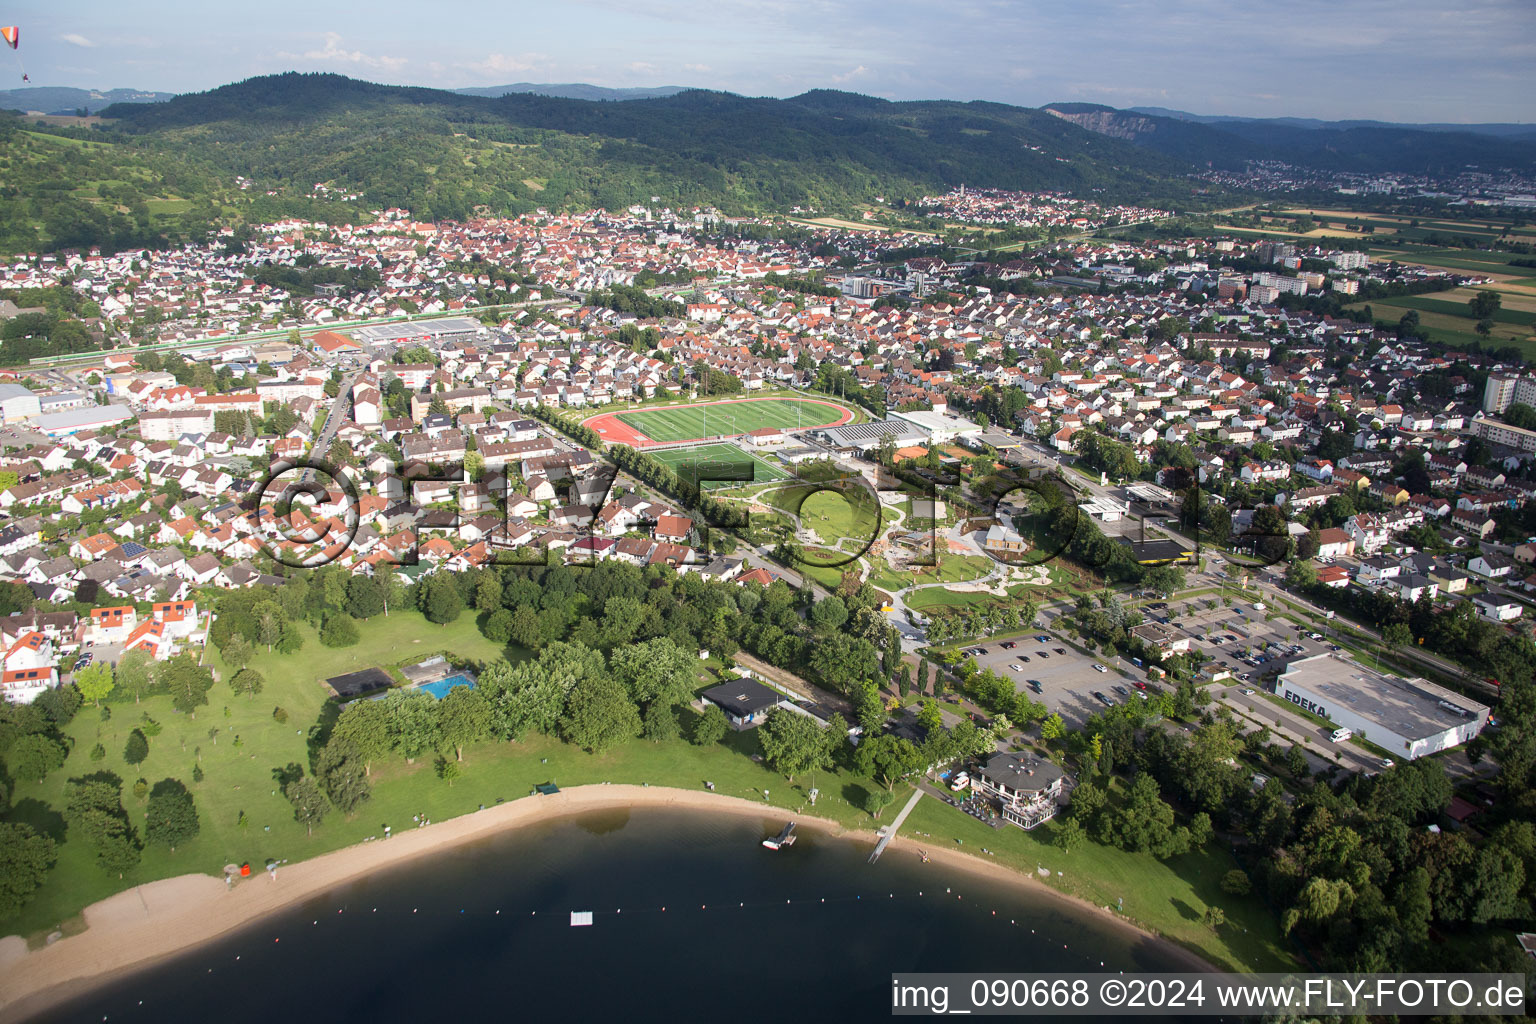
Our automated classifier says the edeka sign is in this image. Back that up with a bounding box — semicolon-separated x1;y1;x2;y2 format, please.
1283;688;1328;719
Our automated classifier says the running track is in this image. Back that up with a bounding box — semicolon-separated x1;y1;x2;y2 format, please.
581;396;854;449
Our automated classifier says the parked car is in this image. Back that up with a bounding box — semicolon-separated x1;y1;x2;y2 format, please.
950;772;971;792
1379;757;1395;769
1010;664;1023;672
1092;664;1107;673
1240;687;1255;695
1133;680;1147;691
1028;680;1043;693
1054;647;1066;655
1018;654;1030;663
1000;641;1016;650
1092;691;1114;707
1113;685;1129;696
1038;651;1050;659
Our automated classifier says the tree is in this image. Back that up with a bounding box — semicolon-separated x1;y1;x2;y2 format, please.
1143;565;1185;598
345;576;385;620
65;773;141;877
483;609;514;643
383;688;441;762
758;708;835;781
0;822;55;917
230;668;266;698
1220;869;1252;896
1040;713;1066;740
610;637;695;708
1469;290;1502;320
315;738;372;814
422;574;464;625
1202;905;1226;930
161;656;213;718
123;728;150;766
559;674;640;753
221;635;254;673
916;698;944;735
9;733;67;782
863;785;894;820
319;614;360;648
1054;816;1087;853
144;778;200;851
284;776;329;836
74;662;115;706
435;756;462;786
691;704;729;746
642;701;680;742
809;595;849;633
475;573;503;613
436;684;491;761
331;699;392;775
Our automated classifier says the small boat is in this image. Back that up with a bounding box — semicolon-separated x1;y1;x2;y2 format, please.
762;821;797;850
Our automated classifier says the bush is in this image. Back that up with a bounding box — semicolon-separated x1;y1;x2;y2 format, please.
89;742;106;761
1220;869;1251;896
273;706;288;724
319;615;360;648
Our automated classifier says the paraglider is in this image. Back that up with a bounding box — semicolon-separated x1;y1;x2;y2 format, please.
1;27;26;82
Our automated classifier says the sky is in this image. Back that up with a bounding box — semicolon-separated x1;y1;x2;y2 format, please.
6;0;1536;122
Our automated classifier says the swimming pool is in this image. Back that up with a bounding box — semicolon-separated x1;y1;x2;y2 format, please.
418;673;477;699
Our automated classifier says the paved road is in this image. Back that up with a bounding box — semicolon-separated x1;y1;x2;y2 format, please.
312;369;362;460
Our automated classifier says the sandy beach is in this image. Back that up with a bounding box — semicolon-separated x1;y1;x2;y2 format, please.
0;784;1213;1022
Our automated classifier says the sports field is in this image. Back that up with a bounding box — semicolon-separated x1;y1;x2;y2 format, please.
583;396;854;447
649;443;791;488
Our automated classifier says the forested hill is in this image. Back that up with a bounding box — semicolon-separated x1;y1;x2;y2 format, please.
1044;101;1536;175
82;72;1200;219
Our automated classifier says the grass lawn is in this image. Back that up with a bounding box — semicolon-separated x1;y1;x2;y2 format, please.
797;546;860;588
867;554;994;592
616;397;850;443
907;587;1005;613
203;611;526;690
901;799;1296;971
776;485;883;549
649;442;790;488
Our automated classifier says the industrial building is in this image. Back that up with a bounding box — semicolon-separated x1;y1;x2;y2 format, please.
0;382;41;424
815;418;927;453
352;317;488;346
1276;654;1489;760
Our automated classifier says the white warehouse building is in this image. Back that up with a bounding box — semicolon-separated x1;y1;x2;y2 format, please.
1277;654;1489;761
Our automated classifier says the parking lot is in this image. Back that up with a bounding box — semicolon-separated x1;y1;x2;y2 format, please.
960;631;1149;728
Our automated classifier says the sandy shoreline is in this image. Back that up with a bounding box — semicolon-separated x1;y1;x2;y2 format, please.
0;784;1214;1022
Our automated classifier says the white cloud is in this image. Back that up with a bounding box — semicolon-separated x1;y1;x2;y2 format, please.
831;65;869;83
468;52;552;76
683;63;712;73
61;33;97;48
278;32;408;71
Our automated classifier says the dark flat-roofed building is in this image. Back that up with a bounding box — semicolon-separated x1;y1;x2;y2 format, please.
700;676;787;728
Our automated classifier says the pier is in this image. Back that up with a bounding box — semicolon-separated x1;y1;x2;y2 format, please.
868;787;926;862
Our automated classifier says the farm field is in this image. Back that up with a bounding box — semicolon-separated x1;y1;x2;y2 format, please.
585;396;854;447
1365;291;1536;327
648;442;791;488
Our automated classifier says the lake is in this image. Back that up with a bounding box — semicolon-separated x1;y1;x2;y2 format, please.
30;807;1194;1023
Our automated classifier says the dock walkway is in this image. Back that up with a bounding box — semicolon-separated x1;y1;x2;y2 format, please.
868;787;926;862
